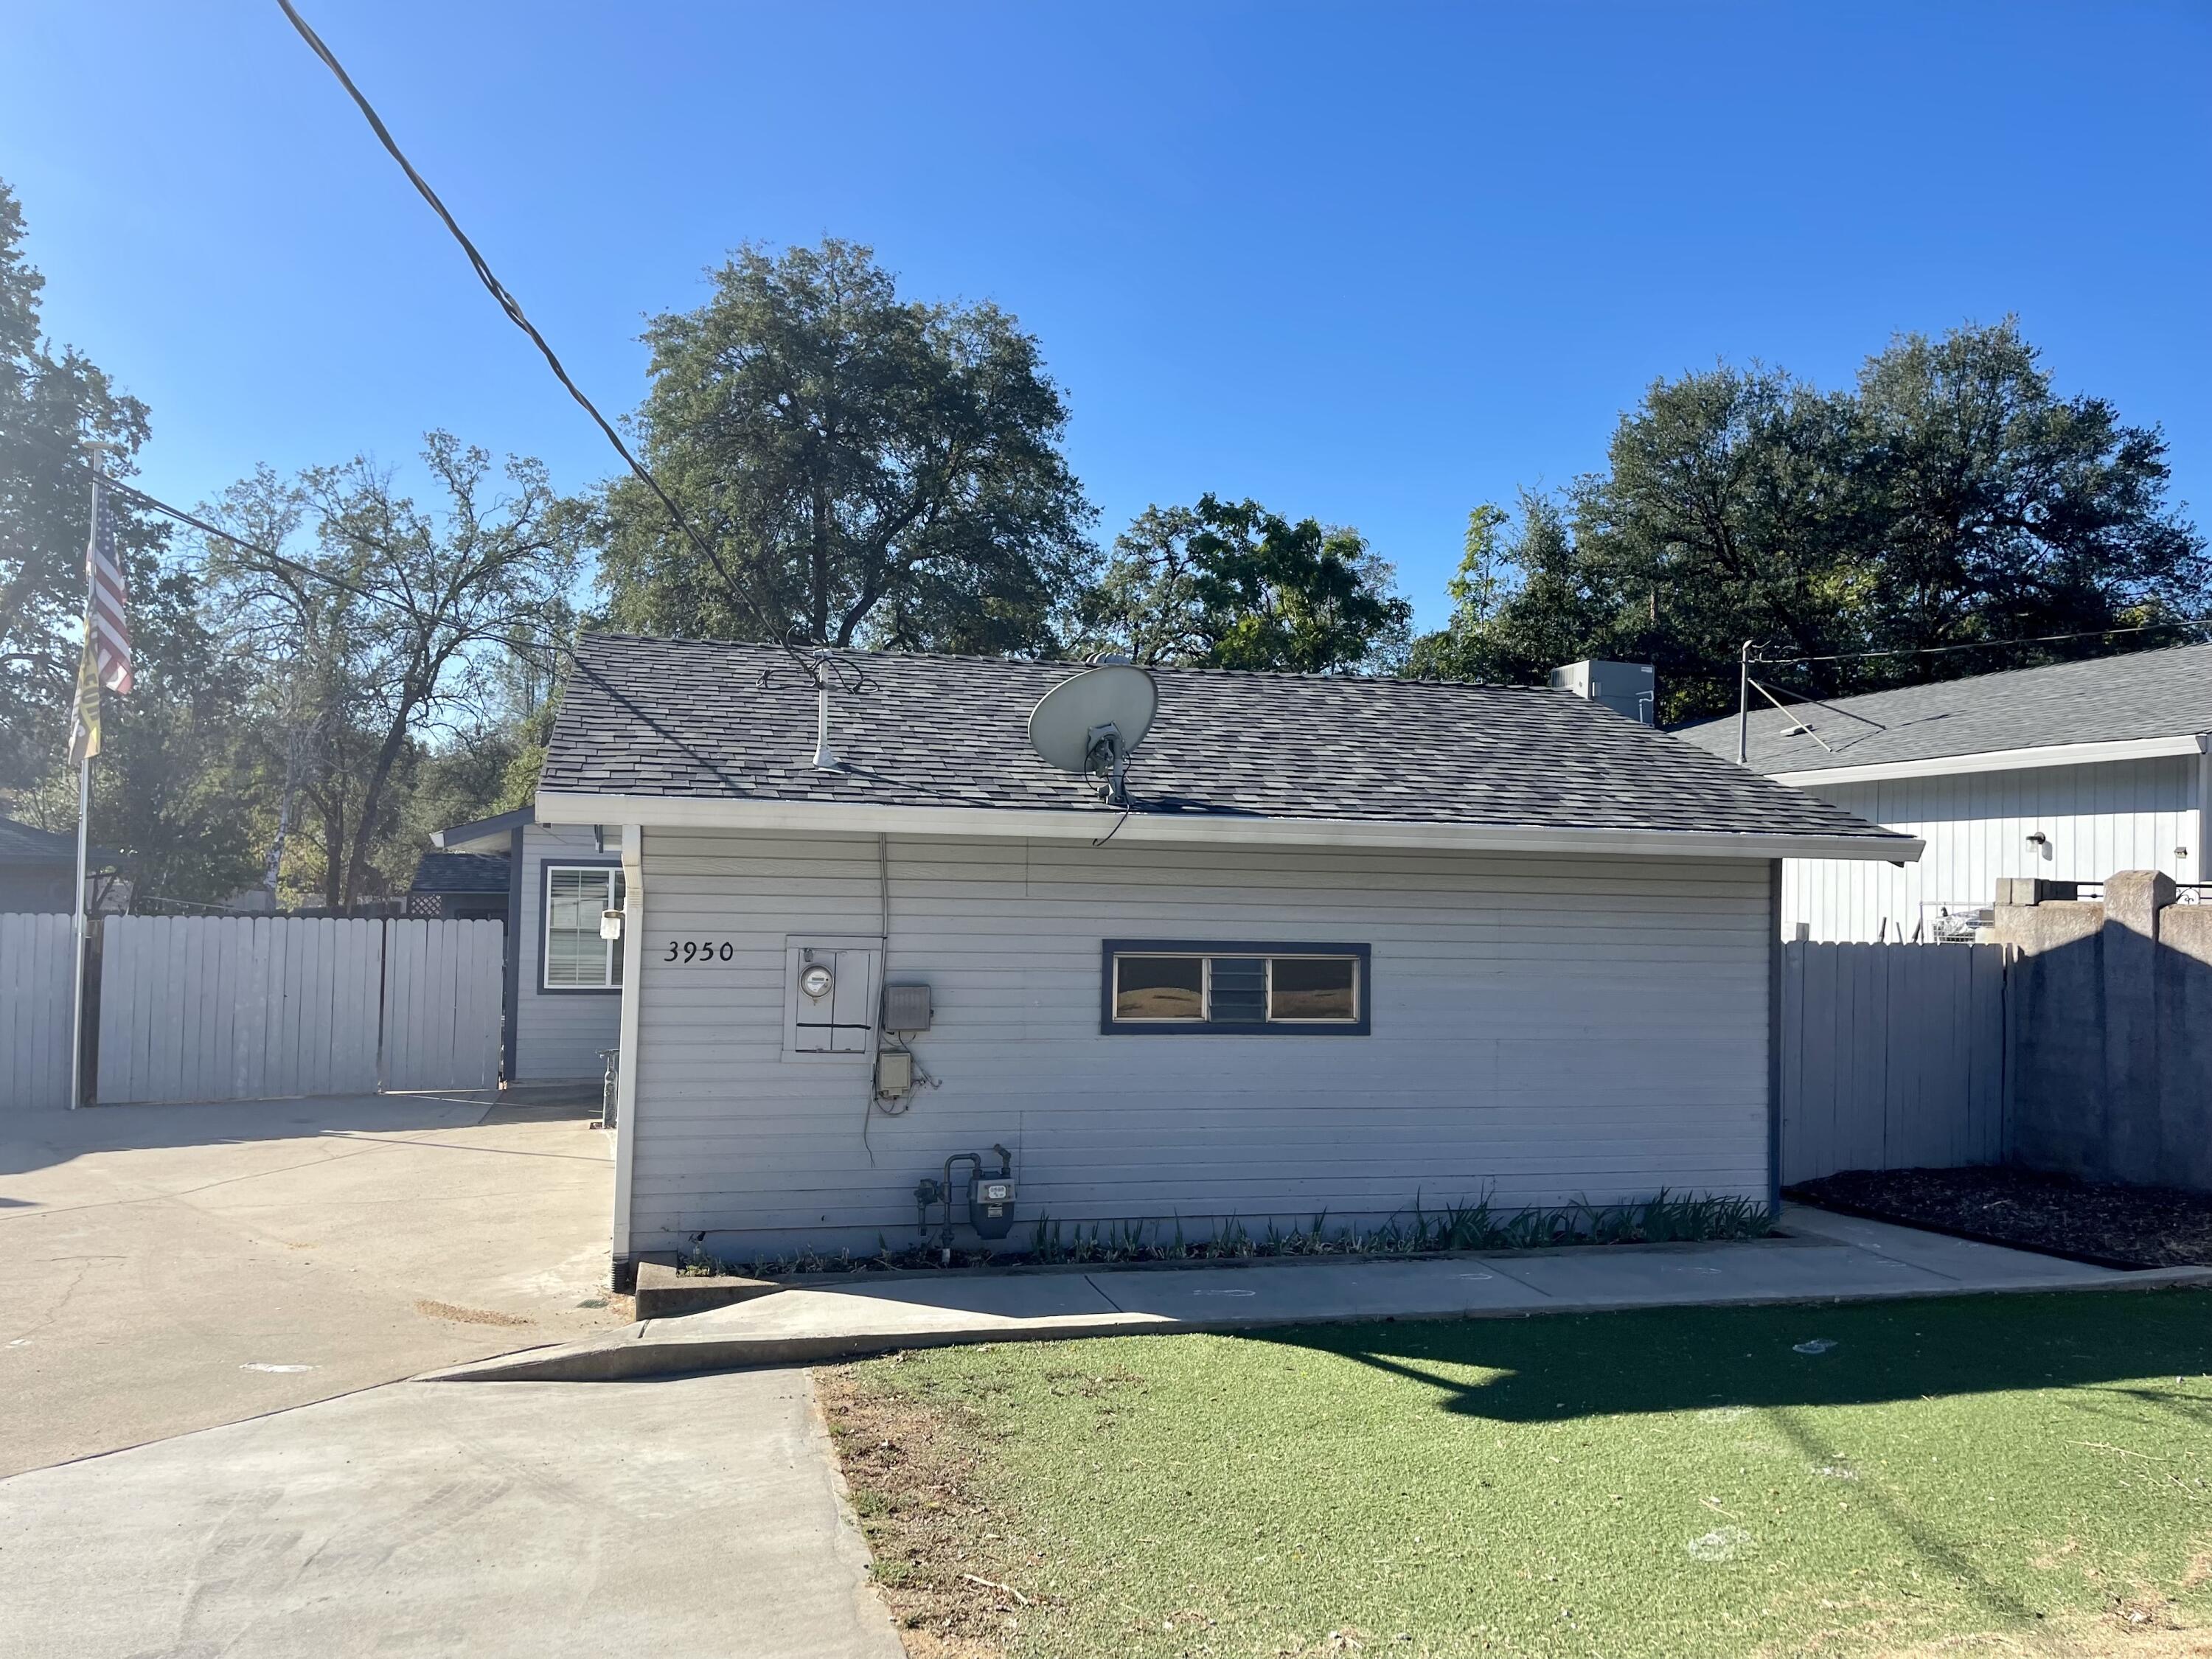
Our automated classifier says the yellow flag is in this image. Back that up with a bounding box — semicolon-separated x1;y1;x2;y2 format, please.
66;625;101;766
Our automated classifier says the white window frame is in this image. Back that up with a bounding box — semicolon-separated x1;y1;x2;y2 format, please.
542;863;625;992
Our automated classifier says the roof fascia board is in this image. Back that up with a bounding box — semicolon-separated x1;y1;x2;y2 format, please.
534;790;1921;864
1772;731;2209;789
431;803;537;852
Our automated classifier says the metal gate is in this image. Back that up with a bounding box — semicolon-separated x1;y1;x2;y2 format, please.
1778;940;2008;1184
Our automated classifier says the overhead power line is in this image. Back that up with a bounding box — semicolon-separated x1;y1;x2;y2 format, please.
19;434;574;684
271;0;805;670
1756;616;2212;667
17;431;403;617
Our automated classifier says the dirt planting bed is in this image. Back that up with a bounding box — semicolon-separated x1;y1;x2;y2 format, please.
1790;1164;2212;1269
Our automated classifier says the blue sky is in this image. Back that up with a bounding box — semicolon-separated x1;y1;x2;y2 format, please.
7;1;2208;630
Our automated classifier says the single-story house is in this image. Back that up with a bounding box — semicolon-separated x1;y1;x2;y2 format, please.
428;805;623;1085
1674;642;2212;942
406;851;512;921
536;633;1915;1273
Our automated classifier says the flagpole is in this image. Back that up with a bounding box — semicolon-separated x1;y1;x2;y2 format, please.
67;472;100;1110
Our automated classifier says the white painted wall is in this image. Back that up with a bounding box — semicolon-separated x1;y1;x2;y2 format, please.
513;823;623;1081
621;828;1775;1260
1781;754;2203;942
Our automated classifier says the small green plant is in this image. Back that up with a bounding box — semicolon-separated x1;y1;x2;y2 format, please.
982;1190;1769;1276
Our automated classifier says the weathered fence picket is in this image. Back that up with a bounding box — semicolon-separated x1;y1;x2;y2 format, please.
1778;941;2008;1184
0;913;76;1113
380;917;504;1092
94;916;502;1105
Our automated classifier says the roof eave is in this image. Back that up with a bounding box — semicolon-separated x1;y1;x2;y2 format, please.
431;804;537;852
535;790;1921;864
1771;730;2208;788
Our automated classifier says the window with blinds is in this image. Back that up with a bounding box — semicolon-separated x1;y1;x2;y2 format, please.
543;866;625;990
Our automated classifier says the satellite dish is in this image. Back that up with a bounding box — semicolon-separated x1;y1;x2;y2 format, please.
1027;664;1158;806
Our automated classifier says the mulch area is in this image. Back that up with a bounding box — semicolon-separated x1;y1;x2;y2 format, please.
1789;1164;2212;1269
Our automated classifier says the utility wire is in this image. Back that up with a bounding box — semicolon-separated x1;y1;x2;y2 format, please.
271;0;808;672
1755;616;2212;668
19;431;577;693
17;431;408;618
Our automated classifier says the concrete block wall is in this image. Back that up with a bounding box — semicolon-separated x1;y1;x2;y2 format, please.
1994;870;2212;1191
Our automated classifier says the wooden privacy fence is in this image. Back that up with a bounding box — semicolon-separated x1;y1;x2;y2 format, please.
0;914;76;1113
380;918;505;1092
95;916;503;1105
1778;940;2008;1184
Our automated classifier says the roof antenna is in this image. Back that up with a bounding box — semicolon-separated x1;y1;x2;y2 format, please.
811;648;839;770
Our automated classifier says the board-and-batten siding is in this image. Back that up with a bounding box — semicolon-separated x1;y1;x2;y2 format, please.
1781;754;2202;942
512;823;622;1081
624;828;1774;1259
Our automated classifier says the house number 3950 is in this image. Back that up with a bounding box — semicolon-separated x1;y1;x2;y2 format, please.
665;941;734;962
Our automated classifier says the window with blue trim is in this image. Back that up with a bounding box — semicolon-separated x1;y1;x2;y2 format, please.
1103;942;1368;1033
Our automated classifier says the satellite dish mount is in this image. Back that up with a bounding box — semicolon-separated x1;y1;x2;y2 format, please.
1085;722;1133;807
1027;664;1158;810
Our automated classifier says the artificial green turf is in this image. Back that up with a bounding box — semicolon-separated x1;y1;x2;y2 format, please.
838;1290;2212;1658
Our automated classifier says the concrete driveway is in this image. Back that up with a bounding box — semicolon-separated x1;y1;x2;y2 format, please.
0;1369;905;1659
0;1091;624;1475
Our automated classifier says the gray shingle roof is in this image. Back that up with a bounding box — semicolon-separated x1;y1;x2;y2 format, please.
0;815;75;863
408;851;511;895
1674;641;2212;776
542;634;1901;844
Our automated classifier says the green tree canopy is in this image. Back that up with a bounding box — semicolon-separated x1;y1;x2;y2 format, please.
1408;321;2207;720
0;178;170;790
1077;494;1412;674
205;435;580;908
595;239;1096;656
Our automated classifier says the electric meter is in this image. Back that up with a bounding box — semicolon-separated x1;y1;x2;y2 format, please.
799;961;834;1000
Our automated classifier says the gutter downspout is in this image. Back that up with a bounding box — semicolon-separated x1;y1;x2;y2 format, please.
501;823;523;1083
609;822;645;1283
2197;741;2211;888
1767;857;1785;1219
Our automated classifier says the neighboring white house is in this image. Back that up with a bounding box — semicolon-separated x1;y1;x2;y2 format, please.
1674;642;2212;942
535;634;1913;1273
430;805;623;1085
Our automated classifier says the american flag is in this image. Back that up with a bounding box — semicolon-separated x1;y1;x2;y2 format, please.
66;482;131;766
85;482;132;695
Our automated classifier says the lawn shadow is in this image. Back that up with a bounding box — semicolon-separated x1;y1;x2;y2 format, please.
1236;1290;2212;1631
1231;1287;2212;1425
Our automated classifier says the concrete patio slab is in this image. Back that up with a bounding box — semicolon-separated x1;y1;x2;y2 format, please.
0;1369;902;1659
1778;1203;2122;1282
1090;1256;1558;1321
429;1205;2212;1384
1487;1234;1945;1304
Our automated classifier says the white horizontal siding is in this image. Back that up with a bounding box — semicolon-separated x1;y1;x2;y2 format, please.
512;824;622;1081
1781;755;2201;942
623;830;1773;1257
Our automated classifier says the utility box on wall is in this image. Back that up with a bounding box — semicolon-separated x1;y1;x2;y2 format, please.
882;982;932;1034
783;937;881;1055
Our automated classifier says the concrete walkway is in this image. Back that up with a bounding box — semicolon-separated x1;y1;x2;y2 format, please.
0;1369;903;1659
434;1203;2212;1382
